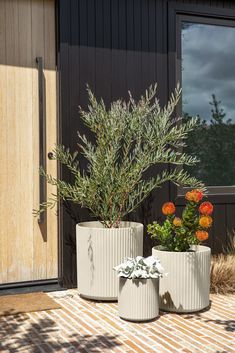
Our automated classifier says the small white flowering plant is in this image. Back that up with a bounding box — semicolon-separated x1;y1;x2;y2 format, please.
114;256;164;279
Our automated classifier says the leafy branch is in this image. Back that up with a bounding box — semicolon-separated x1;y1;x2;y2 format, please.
35;84;203;227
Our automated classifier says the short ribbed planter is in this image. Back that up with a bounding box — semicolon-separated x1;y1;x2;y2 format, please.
152;245;211;313
76;221;143;300
118;277;159;321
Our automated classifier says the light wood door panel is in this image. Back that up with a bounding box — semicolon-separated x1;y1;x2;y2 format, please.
0;0;58;284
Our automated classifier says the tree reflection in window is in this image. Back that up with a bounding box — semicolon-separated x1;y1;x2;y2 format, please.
182;21;235;186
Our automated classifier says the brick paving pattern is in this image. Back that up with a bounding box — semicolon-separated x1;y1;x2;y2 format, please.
0;290;234;353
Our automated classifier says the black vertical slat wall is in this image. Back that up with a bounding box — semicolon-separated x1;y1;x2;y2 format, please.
58;0;235;287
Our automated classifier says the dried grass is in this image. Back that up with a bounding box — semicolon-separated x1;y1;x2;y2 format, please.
210;254;235;294
225;231;235;255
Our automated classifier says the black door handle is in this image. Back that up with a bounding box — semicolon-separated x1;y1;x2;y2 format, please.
48;152;54;160
36;57;46;224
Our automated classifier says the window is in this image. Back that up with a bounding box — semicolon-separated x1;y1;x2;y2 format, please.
178;16;235;193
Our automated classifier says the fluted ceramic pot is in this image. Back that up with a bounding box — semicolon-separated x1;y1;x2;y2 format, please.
118;277;159;321
152;245;211;313
76;221;143;300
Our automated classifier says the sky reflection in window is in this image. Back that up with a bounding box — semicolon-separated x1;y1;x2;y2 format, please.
182;21;235;187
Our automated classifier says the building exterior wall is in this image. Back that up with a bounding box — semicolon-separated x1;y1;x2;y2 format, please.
58;0;235;287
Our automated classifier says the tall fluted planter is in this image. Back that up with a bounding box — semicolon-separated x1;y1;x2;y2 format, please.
118;277;159;321
76;221;143;300
152;245;211;312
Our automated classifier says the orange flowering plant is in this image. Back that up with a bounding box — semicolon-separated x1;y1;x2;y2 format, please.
147;190;213;252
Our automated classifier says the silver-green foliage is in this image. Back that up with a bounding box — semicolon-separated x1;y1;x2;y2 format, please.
114;256;164;279
37;84;202;228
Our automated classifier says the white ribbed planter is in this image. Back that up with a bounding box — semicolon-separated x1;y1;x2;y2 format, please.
118;277;159;321
76;221;143;300
152;245;211;313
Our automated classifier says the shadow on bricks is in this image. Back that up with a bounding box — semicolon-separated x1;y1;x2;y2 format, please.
204;319;235;332
0;309;122;353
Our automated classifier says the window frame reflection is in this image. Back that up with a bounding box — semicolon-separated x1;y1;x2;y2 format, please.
176;14;235;196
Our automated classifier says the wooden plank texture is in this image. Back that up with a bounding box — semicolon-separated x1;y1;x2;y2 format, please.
0;0;57;284
0;0;7;284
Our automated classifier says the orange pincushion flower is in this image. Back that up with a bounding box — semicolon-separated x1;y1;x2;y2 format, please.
199;201;213;215
173;217;182;227
162;202;176;216
199;215;213;228
196;230;209;242
185;189;203;203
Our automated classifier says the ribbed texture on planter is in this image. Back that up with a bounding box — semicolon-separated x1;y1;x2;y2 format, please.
118;278;159;321
152;245;211;313
76;221;143;300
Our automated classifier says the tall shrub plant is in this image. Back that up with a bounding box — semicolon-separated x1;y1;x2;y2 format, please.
36;85;203;228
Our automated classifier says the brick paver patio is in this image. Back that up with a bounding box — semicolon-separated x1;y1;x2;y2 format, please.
0;290;234;353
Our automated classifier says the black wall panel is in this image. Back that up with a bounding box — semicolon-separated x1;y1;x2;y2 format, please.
58;0;235;287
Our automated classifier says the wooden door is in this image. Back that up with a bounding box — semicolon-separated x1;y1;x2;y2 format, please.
0;0;58;285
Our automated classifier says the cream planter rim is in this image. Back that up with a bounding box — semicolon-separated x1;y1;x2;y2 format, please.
119;276;153;280
152;245;211;313
77;220;143;230
76;220;143;300
153;244;210;253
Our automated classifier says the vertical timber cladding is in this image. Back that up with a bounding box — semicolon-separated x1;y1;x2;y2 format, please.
59;0;169;287
0;0;58;285
59;0;235;286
